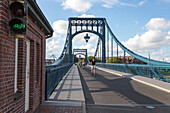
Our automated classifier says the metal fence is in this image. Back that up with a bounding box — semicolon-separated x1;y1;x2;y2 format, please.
45;63;73;99
97;63;170;82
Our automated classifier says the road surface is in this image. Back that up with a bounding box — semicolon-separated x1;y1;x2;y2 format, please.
78;66;170;113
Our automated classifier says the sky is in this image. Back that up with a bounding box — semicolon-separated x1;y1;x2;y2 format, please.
37;0;170;62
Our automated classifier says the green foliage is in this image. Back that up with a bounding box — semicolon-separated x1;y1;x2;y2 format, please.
88;56;101;62
96;58;101;62
88;56;94;62
108;57;122;63
74;55;78;63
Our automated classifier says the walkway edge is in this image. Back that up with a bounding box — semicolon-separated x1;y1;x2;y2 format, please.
90;65;170;94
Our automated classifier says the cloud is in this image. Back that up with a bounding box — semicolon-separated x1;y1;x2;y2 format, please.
121;18;170;62
138;0;147;6
73;33;98;44
101;0;119;8
102;0;147;8
145;18;170;30
57;0;147;12
150;49;170;62
61;0;92;13
123;30;170;52
46;37;61;56
46;20;69;58
78;14;95;18
74;43;97;56
151;49;164;56
53;20;68;35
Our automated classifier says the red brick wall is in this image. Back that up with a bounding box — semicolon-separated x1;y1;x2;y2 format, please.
0;0;48;112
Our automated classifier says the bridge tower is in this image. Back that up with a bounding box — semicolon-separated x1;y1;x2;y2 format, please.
68;18;106;63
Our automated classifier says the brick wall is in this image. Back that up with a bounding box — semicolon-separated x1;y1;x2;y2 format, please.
0;0;48;112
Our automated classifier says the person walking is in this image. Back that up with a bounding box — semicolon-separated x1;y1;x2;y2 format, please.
83;61;86;69
91;58;96;75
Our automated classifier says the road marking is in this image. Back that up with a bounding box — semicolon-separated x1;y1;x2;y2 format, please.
146;106;155;109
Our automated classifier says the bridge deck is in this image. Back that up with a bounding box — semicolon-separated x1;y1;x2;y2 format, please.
78;66;170;113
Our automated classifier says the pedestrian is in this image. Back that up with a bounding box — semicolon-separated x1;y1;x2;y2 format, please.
83;61;86;69
91;58;96;75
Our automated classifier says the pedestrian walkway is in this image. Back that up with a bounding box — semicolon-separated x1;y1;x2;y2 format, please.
37;65;86;113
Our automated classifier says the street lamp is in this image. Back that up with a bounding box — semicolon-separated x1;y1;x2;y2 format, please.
84;34;90;42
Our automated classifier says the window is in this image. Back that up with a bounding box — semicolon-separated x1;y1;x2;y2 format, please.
14;38;18;93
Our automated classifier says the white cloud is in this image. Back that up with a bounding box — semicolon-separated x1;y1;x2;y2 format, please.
46;20;69;58
149;49;170;62
138;0;147;6
145;18;170;30
56;0;147;12
151;49;164;56
46;37;61;54
123;30;170;52
74;43;97;56
101;0;119;8
103;0;147;8
121;18;170;61
61;0;92;13
53;20;68;35
79;14;95;18
73;34;98;44
72;33;99;56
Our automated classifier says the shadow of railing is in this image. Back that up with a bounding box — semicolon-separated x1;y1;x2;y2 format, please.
45;63;73;99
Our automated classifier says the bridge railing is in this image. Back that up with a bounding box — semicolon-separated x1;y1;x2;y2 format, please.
45;63;73;99
97;63;170;82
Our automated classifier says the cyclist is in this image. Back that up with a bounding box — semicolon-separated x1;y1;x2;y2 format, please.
91;58;96;75
83;61;86;69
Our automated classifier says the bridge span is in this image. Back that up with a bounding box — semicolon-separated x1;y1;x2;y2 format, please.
39;64;170;113
43;17;170;113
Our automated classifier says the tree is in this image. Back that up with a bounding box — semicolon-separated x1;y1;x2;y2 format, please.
108;57;122;63
74;55;78;63
88;56;94;62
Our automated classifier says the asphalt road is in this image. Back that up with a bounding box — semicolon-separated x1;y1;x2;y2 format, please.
78;66;170;113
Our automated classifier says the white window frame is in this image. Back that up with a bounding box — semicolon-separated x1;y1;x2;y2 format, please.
14;38;18;93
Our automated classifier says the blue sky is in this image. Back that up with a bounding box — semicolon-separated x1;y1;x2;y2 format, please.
37;0;170;62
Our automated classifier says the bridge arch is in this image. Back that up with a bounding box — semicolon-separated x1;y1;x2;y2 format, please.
74;53;86;56
71;30;103;41
68;18;106;63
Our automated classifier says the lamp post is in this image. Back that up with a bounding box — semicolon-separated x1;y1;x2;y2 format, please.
84;34;90;42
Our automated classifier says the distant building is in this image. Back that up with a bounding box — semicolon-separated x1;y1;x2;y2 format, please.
0;1;53;113
106;56;146;64
46;58;56;65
